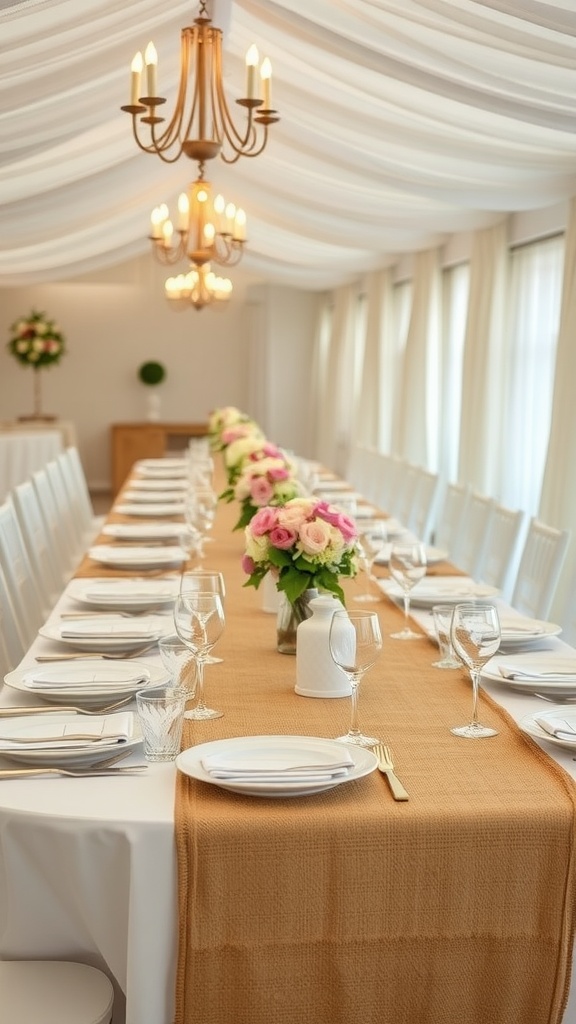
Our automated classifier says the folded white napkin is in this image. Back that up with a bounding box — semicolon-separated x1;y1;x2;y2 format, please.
122;490;185;503
498;617;546;636
84;581;176;600
534;716;576;740
115;503;185;516
202;749;354;781
0;713;133;750
27;668;148;690
498;655;576;682
60;618;158;639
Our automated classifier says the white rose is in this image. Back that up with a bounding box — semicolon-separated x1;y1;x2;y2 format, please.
35;321;47;335
33;339;44;352
16;340;29;353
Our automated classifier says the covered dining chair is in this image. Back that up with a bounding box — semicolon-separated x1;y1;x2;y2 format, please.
510;517;571;621
0;960;114;1024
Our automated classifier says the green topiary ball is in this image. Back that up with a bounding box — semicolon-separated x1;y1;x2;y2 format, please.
138;361;166;386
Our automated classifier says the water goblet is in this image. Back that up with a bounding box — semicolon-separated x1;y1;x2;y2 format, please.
329;609;383;747
389;541;427;639
355;521;387;603
449;603;501;738
185;487;218;560
173;591;225;720
431;603;461;669
179;569;226;664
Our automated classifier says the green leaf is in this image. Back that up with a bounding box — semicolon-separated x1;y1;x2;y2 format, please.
277;567;312;604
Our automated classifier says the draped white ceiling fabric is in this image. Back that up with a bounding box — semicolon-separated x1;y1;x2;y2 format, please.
1;0;576;289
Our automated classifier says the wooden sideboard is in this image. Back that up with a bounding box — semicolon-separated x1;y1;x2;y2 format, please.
111;422;207;494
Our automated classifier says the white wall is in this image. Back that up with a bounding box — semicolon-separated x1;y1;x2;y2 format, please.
0;257;321;490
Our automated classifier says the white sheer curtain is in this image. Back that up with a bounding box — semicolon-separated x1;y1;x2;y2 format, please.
498;235;564;515
394;248;441;468
314;285;357;473
539;197;576;622
355;269;395;451
458;220;508;493
438;263;469;483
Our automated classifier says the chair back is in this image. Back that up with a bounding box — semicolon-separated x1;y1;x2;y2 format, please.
0;559;27;673
12;478;62;611
511;517;571;620
432;482;470;561
454;491;495;578
0;498;45;646
478;504;526;599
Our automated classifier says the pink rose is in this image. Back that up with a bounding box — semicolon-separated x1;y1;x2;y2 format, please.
315;502;357;542
262;442;281;458
268;466;289;482
298;519;332;555
277;499;314;530
241;554;255;574
250;476;274;506
250;506;279;536
269;526;297;550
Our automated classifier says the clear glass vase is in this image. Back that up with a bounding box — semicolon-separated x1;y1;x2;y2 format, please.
276;589;318;654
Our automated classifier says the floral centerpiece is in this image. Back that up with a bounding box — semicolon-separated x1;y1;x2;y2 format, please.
226;454;302;530
243;497;359;604
207;406;263;452
7;309;66;418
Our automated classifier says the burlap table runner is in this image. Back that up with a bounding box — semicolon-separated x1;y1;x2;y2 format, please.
169;489;576;1024
76;471;576;1024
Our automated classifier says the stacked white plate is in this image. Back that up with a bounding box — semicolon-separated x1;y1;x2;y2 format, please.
519;706;576;751
135;458;188;477
67;578;179;611
176;735;378;798
374;544;448;566
88;544;186;569
0;711;142;767
39;615;173;651
128;478;188;491
101;522;184;542
4;659;166;707
481;652;576;697
497;615;562;650
379;576;499;608
121;490;187;504
114;502;185;517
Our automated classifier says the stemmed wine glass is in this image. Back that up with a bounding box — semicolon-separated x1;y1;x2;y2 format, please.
328;609;383;747
355;521;387;603
388;541;427;639
184;487;218;561
179;570;226;664
449;603;501;738
173;591;225;720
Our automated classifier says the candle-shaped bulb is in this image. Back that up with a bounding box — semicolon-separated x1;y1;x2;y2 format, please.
144;41;157;97
130;51;143;105
245;44;259;99
234;208;247;242
150;206;163;239
260;57;272;109
204;223;216;244
162;220;174;248
177;193;189;231
225;203;236;235
158;202;169;222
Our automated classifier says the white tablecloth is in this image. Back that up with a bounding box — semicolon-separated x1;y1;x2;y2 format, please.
1;592;576;1024
0;430;63;501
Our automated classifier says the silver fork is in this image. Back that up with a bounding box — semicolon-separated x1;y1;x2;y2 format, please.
373;743;409;801
0;750;148;779
35;641;159;661
0;698;134;717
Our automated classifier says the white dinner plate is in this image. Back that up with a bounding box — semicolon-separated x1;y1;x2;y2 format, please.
3;659;167;706
39;615;172;651
378;576;499;608
176;735;378;798
101;522;185;542
66;577;179;611
481;653;576;696
88;544;186;569
114;502;185;517
374;544;448;566
121;490;187;504
0;712;141;767
519;707;576;751
136;458;188;473
497;616;562;649
128;478;188;491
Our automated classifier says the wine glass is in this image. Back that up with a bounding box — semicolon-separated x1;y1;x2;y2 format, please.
173;591;225;720
328;609;383;747
185;487;218;560
389;541;427;639
355;521;387;603
449;603;501;738
179;569;226;664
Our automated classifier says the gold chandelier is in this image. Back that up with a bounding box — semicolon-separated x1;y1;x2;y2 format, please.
149;176;244;310
165;265;233;312
120;0;279;166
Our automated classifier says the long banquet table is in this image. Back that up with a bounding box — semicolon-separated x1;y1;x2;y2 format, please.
1;462;576;1024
